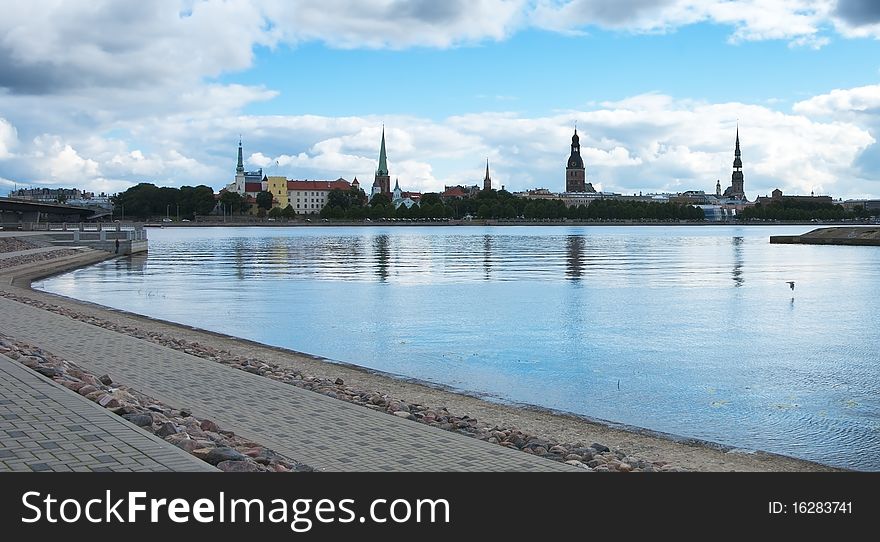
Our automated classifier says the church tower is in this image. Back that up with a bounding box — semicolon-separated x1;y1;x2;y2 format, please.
372;126;391;197
234;137;246;193
723;126;746;200
483;159;492;191
565;127;586;193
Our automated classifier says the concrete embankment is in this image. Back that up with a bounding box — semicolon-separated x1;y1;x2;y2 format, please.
770;226;880;246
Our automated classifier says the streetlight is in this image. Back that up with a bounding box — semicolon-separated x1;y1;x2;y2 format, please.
166;204;170;220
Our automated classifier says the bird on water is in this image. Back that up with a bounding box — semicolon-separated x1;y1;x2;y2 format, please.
786;281;795;291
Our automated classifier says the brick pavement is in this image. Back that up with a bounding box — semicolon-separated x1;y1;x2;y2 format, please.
0;353;215;472
0;295;574;472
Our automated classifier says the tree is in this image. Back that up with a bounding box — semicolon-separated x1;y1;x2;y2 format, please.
420;192;442;206
219;190;243;215
327;188;353;210
370;193;391;207
282;204;296;219
268;206;283;219
256;191;274;211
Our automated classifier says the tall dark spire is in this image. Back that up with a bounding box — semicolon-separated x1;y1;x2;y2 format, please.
377;126;388;177
483;158;491;191
566;125;586;192
724;124;746;200
236;136;244;174
733;125;742;169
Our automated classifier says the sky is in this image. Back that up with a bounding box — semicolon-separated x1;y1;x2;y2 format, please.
1;0;880;200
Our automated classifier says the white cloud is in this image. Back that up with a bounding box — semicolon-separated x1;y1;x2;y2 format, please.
532;0;834;47
793;84;880;116
0;118;17;159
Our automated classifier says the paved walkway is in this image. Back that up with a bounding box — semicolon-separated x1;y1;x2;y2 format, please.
0;296;573;471
0;246;79;261
0;353;215;472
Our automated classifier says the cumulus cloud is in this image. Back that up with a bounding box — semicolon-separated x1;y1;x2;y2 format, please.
834;0;880;26
532;0;834;46
0;117;18;159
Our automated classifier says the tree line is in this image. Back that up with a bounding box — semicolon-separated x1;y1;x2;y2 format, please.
112;183;216;219
739;199;874;221
320;188;705;221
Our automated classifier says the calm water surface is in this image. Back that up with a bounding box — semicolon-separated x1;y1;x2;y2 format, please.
35;226;880;470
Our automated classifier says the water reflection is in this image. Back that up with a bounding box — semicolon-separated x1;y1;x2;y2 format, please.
373;234;390;282
731;236;744;287
122;252;149;274
566;235;585;281
483;235;492;281
233;239;247;281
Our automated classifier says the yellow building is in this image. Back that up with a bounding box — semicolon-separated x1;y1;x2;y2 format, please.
266;176;289;208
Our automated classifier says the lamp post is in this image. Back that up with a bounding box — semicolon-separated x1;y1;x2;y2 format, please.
166;204;170;220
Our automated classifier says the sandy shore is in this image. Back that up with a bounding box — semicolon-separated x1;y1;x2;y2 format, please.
1;249;840;472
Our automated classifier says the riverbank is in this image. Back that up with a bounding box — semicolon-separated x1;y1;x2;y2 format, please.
0;247;840;471
146;219;875;228
770;226;880;246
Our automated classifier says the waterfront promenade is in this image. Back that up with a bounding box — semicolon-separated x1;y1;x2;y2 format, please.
0;353;214;472
0;242;572;472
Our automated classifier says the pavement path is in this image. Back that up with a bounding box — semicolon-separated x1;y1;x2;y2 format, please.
0;353;215;472
0;295;573;472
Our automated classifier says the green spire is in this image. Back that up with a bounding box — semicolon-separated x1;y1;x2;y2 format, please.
236;136;244;174
376;126;388;176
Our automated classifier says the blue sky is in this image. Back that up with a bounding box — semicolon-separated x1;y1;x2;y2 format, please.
2;0;880;199
232;25;879;119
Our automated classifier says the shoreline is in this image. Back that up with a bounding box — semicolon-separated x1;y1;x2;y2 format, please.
142;220;874;228
3;250;842;472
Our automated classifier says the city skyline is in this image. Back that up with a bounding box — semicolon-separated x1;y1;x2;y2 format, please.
1;1;880;199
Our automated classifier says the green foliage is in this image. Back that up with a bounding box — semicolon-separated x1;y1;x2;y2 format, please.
282;204;296;219
370;192;391;207
267;206;283;218
113;183;220;219
739;199;863;221
255;191;274;210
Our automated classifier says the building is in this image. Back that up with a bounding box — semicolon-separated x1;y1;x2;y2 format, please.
8;187;83;203
371;127;392;198
842;199;880;213
286;178;352;213
440;185;481;201
227;138;264;196
267;176;288;208
565;127;587;193
391;179;420;209
722;127;747;201
756;188;833;206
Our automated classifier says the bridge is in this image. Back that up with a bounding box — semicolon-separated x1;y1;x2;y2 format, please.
0;197;105;225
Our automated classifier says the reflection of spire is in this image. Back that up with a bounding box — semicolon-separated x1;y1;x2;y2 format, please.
373;234;390;282
483;234;492;281
732;236;744;287
566;235;585;281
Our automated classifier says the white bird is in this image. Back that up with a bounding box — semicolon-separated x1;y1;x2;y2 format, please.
786;281;795;291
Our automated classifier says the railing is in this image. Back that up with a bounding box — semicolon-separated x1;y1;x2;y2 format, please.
20;222;147;241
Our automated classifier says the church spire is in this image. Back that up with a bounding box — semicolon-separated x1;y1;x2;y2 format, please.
236;136;244;174
483;158;491;191
377;126;388;177
733;125;742;170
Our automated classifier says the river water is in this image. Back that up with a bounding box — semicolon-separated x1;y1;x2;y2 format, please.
34;225;880;470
